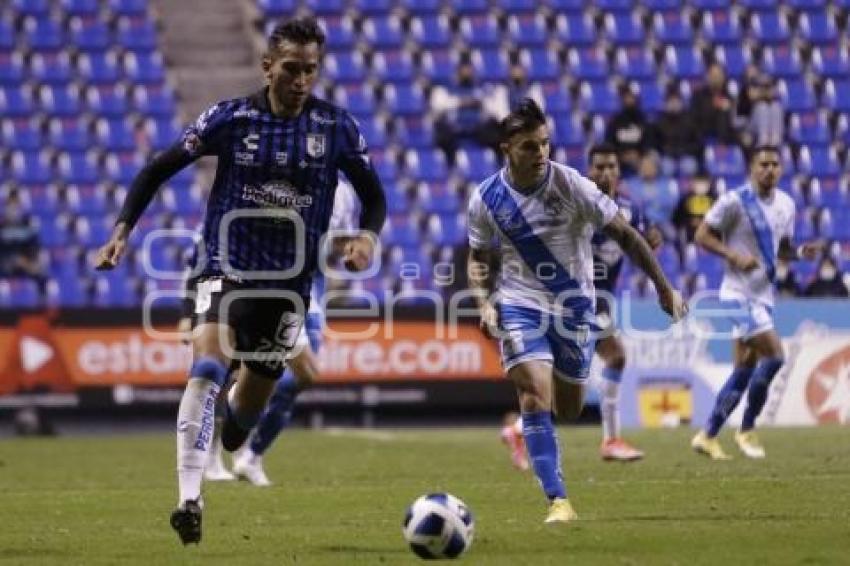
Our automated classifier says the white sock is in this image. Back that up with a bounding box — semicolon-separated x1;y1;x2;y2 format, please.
513;414;523;435
177;377;221;504
600;378;620;442
206;419;225;469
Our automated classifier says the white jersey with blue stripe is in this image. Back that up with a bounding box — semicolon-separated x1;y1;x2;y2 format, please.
703;186;795;307
468;161;619;314
309;180;360;314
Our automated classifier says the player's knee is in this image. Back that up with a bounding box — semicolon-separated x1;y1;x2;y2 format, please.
190;356;229;387
761;357;784;376
518;390;549;413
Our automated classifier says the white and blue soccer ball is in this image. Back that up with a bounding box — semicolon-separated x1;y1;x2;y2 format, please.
402;492;475;560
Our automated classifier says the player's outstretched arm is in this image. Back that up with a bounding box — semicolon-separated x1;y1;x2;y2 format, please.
694;220;760;272
603;213;688;321
94;143;195;270
467;247;498;339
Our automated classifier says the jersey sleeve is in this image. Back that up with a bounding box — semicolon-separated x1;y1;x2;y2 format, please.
703;192;738;232
467;189;495;250
335;112;386;234
180;100;234;158
572;171;619;229
329;181;360;232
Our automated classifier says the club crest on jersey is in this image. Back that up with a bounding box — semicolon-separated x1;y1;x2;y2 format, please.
306;133;326;158
494;205;523;233
275;151;288;166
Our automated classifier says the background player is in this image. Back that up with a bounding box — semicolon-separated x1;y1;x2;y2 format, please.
233;180;360;486
94;17;385;545
468;99;687;523
691;145;821;460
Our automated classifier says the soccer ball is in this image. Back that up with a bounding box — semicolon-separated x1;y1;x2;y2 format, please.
402;492;474;560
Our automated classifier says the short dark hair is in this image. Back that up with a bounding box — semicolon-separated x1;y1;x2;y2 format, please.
748;144;781;164
268;17;326;52
500;98;546;141
588;142;618;162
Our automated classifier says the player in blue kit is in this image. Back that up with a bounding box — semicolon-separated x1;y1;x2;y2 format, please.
468;99;687;523
94;18;386;545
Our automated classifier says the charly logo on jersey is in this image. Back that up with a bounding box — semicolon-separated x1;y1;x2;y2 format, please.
235;133;260;166
306;133;326;158
275;152;288;166
241;180;313;209
309;109;336;125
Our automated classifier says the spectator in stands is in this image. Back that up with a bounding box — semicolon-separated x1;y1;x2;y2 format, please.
628;152;679;240
775;258;801;297
0;192;45;290
605;83;654;176
804;257;849;297
430;61;503;167
487;64;546;125
654;87;704;172
690;62;737;145
672;175;716;244
746;74;784;148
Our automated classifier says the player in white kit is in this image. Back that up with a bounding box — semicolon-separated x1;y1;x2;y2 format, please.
692;146;821;460
467;99;687;523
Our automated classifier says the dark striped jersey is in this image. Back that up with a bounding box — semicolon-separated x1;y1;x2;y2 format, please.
179;88;377;299
591;194;647;298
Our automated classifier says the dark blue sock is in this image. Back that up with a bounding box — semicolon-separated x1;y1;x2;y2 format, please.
249;370;298;455
741;358;784;431
522;411;565;500
706;366;755;437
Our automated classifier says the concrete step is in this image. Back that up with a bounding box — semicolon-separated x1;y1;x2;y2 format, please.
167;46;254;67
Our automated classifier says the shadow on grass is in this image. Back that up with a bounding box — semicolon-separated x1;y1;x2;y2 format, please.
317;543;409;555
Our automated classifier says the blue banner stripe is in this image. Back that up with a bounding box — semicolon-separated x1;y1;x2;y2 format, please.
479;174;590;310
736;184;776;282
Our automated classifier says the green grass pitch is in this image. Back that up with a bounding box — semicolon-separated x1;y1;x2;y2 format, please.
1;426;848;565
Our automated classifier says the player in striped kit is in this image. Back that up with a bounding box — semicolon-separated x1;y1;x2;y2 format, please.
95;18;385;545
468;99;687;523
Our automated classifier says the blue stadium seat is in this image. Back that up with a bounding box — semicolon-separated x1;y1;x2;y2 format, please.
372;50;416;84
812;47;850;80
568;48;609;82
636;80;665;113
520;49;560;82
356;115;387;149
615;48;656;81
798;146;841;177
37;214;73;247
124;52;165;84
11;151;52;185
117;17;158;52
700;11;741;45
595;0;635;11
824;79;850;113
0;52;26;85
427;213;466;247
418;182;461;215
452;0;490;15
77;52;122;85
48;118;93;152
762;46;803;80
0;21;14;51
48;246;84;279
399;0;441;13
132;85;176;117
542;83;572;116
460;14;501;50
750;13;790;45
554;13;596;47
405;149;447;182
47;276;87;307
61;0;100;16
552;114;585;147
73;185;110;216
23;17;65;51
413;15;454;49
256;0;297;17
13;0;51;17
1;118;42;152
324;52;367;84
604;12;645;46
799;11;837;46
738;0;781;10
93;273;139;307
786;0;827;10
57;151;100;185
29;52;74;85
382;215;420;247
395;117;434;149
705;145;745;177
362;15;404;50
643;0;682;8
837;114;850;146
455;147;497;179
85;85;129;117
109;0;149;16
665;46;705;80
653;11;693;45
472;48;509;82
384;84;426;116
809;177;847;209
384;184;410;214
0;279;42;309
353;0;393;15
713;45;750;79
146;118;181;150
547;0;585;11
788;112;831;147
508;14;548;47
0;86;35;118
96;118;136;152
779;79;817;113
69;18;111;52
318;15;356;52
498;0;539;12
303;0;346;15
420;49;457;85
371;149;399;183
334;84;376;117
579;81;619;116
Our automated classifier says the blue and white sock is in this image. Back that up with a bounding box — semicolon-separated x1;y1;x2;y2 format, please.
741;358;783;431
522;411;566;501
249;369;298;455
705;366;754;437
